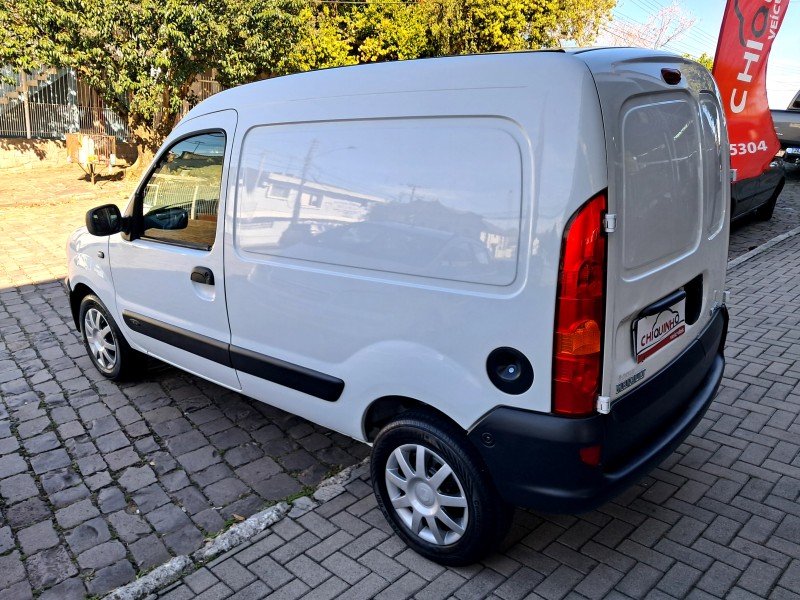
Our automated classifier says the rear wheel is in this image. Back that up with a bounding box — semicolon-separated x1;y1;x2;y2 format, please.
371;411;511;566
79;295;144;381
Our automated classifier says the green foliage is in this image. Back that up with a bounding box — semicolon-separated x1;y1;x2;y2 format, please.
1;0;617;150
694;52;714;71
2;0;302;151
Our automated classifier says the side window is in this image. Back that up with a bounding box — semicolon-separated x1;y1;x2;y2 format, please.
139;131;226;249
235;119;523;286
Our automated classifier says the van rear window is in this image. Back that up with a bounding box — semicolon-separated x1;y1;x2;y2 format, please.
234;118;522;286
620;100;701;272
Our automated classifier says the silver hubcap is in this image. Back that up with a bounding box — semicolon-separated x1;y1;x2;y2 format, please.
385;444;469;546
84;307;117;372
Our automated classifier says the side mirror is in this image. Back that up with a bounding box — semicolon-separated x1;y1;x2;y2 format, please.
86;204;123;236
143;206;189;230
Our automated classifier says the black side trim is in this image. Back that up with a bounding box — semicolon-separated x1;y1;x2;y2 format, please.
121;311;343;401
122;311;231;366
230;346;344;402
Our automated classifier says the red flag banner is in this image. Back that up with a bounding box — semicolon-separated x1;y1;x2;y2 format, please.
713;0;790;181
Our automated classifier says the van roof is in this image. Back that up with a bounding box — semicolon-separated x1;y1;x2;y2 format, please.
184;48;686;121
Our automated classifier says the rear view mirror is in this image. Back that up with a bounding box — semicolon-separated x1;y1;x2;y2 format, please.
86;204;123;236
143;206;189;230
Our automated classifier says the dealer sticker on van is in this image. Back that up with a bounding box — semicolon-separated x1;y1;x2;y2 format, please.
633;298;686;363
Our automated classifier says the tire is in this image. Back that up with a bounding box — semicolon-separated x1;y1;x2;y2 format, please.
755;178;785;221
79;295;144;381
371;410;512;566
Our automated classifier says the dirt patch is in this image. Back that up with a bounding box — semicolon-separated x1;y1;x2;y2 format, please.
0;162;136;209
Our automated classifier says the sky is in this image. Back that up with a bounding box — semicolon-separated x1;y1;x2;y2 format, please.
609;0;799;109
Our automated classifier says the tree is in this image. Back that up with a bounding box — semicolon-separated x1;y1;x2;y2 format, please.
692;52;714;71
2;0;618;158
1;0;302;163
552;0;618;47
602;1;695;49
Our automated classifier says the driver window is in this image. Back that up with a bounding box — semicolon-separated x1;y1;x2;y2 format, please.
140;131;226;249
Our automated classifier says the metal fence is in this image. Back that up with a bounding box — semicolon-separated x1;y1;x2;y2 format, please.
1;67;222;142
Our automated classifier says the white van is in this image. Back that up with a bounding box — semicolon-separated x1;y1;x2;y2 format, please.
67;49;730;565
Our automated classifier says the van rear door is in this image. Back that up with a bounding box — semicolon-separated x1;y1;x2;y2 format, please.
576;49;729;402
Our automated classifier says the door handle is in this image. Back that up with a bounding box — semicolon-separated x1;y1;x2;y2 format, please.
191;267;215;285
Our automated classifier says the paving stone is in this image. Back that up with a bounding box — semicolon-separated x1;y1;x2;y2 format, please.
65;516;111;555
130;534;172;571
163;524;205;555
0;580;32;600
0;472;39;504
189;460;231;486
133;483;172;513
16;416;49;439
220;495;266;520
76;453;107;476
185;568;219;594
64;435;96;457
87;414;121;438
0;436;20;455
235;456;282;487
165;429;208;456
95;429;130;453
40;467;81;494
147;503;194;535
162;469;191;492
119;464;157;492
0;526;14;554
253;472;303;502
105;445;141;471
174;485;211;514
204;477;250;506
0;453;27;479
22;431;60;455
86;560;136;596
85;470;112;491
17;519;59;555
49;482;90;508
78;539;127;569
55;498;100;529
223;444;264;467
98;485;128;513
108;510;153;543
26;545;77;590
178;446;222;474
152;417;193;439
0;551;26;589
249;555;294;589
149;451;178;475
211;558;258;591
37;577;86;600
6;496;50;529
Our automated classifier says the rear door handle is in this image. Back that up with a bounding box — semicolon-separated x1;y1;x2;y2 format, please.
191;267;215;285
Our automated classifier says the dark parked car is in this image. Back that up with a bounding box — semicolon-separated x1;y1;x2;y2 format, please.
731;156;786;221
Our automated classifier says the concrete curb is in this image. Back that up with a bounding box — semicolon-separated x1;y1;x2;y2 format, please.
727;224;800;270
104;459;370;599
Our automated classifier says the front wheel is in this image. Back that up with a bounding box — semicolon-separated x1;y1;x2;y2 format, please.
371;411;511;566
79;295;144;381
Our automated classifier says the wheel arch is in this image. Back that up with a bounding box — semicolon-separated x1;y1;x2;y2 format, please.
69;283;95;331
363;395;466;443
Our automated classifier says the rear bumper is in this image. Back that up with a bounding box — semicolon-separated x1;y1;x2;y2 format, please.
468;306;727;513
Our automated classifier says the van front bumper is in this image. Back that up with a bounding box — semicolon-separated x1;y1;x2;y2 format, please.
468;306;727;513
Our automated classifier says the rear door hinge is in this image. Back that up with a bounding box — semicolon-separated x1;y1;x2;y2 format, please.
603;214;617;233
596;396;611;414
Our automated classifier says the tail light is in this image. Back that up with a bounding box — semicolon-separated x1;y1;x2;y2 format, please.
552;193;607;416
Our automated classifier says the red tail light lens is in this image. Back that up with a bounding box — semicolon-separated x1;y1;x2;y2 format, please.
553;193;607;416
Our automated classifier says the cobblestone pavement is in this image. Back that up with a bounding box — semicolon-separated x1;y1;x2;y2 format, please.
728;163;800;259
0;166;798;599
